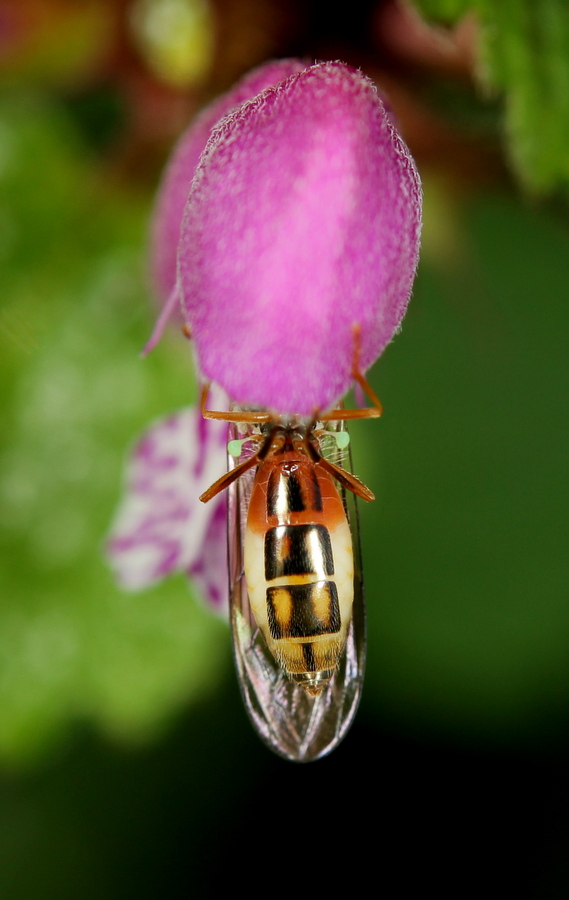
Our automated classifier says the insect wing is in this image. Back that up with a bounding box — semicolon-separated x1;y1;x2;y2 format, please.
227;420;366;762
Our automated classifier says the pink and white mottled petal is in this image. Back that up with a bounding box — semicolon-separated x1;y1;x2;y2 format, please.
107;387;229;607
187;495;228;616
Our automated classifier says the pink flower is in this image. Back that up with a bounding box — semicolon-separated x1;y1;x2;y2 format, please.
150;59;421;414
109;59;421;609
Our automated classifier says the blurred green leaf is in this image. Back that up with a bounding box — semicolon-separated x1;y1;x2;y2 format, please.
359;184;569;747
411;0;470;20
412;0;569;193
0;97;227;765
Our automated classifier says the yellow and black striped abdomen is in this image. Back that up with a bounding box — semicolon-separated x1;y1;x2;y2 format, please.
244;453;354;693
265;523;340;638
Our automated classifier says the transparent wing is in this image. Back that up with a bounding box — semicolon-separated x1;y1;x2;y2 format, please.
227;417;366;763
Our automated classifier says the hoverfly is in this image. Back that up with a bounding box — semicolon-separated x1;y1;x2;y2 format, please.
199;343;381;762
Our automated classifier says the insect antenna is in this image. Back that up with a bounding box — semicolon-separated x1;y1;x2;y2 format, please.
303;427;375;503
199;424;279;503
316;456;375;502
199;452;260;503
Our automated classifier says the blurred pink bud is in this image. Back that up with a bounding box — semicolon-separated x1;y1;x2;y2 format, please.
150;58;307;329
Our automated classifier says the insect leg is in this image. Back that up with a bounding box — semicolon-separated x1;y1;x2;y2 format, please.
200;383;272;423
319;324;383;421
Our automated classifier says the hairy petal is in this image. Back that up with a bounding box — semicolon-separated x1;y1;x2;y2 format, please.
107;392;229;612
152;58;308;305
179;61;422;415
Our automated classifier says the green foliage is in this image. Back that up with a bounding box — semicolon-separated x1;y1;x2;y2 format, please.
411;0;470;21
0;98;227;765
359;186;569;745
412;0;569;193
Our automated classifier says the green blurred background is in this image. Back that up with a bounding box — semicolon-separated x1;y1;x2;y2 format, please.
1;0;569;895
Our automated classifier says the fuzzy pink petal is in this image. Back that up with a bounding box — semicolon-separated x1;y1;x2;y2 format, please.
151;58;308;305
179;61;422;415
107;391;229;612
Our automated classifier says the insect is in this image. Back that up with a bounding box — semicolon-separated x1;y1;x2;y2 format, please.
199;344;381;762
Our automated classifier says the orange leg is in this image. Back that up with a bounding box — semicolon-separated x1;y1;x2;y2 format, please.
200;383;272;424
319;324;383;421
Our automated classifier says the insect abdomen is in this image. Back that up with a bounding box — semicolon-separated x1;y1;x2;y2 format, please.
244;456;354;694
